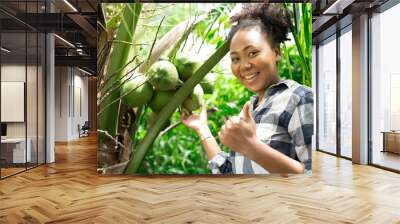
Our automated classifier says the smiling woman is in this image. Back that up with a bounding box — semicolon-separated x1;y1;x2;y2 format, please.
181;3;314;174
229;28;281;99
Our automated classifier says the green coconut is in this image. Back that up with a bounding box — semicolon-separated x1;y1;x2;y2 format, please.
149;90;175;112
183;84;204;111
120;74;153;108
147;60;179;91
200;73;216;94
174;54;202;81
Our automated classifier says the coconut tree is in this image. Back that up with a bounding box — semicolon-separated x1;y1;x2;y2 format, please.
98;3;142;137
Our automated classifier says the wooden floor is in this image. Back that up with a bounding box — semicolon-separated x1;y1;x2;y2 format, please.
1;167;26;177
372;150;400;171
1;163;45;178
1;135;400;223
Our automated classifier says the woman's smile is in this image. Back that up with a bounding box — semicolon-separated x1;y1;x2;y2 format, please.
241;71;260;82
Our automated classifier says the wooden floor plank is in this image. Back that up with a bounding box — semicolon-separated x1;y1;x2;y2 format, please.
0;135;399;223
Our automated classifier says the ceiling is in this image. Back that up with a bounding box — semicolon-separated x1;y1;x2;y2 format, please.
312;0;390;44
0;0;97;74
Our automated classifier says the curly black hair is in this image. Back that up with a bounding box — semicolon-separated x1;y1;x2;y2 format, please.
227;3;292;49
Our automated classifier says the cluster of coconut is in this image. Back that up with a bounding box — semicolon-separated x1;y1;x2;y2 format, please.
120;54;214;128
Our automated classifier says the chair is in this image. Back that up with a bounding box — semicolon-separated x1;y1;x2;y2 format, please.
79;121;90;138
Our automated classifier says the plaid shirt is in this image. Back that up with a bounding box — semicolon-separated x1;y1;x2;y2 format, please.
208;79;313;174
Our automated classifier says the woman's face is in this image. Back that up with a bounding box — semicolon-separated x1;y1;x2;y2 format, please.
230;28;281;96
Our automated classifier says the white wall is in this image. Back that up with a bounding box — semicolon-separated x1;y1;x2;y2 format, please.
55;66;89;141
1;65;26;138
72;72;89;138
1;63;46;164
0;65;42;138
55;66;68;141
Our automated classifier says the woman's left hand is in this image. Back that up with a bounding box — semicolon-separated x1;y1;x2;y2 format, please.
218;103;257;155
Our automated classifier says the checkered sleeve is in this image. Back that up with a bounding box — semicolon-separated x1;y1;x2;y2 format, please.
208;151;233;174
288;90;314;173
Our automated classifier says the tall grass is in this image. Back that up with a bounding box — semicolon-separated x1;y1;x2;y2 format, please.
280;3;312;87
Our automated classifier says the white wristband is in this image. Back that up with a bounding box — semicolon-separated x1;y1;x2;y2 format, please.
200;135;213;141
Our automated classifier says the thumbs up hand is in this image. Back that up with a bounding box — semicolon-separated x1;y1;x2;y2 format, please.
218;102;257;155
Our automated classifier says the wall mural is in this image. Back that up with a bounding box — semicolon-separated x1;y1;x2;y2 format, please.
97;3;313;175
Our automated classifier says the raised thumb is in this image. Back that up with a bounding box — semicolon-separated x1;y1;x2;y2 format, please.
242;103;253;121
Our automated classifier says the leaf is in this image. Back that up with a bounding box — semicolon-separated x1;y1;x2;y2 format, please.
283;43;293;80
138;16;203;73
168;14;201;61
